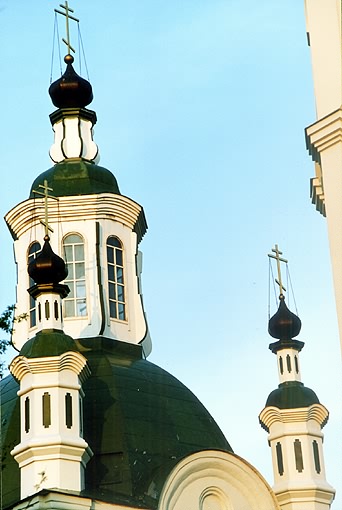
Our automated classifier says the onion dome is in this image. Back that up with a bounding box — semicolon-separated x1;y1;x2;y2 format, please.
268;295;301;340
49;55;93;109
28;235;68;284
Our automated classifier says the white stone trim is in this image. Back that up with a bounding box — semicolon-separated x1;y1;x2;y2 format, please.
158;450;280;510
259;404;329;431
5;193;144;240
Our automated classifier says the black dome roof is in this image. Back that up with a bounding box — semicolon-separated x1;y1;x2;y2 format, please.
266;381;320;410
268;295;301;340
0;336;232;509
49;57;93;109
28;236;67;284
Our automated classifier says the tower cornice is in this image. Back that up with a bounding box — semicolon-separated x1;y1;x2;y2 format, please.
5;192;147;242
10;350;90;384
306;107;342;162
259;403;329;433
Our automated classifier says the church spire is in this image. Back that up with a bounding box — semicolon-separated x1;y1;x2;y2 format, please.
259;246;335;510
48;2;99;163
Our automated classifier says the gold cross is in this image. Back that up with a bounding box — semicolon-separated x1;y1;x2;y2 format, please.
32;180;59;238
55;1;79;55
268;244;288;297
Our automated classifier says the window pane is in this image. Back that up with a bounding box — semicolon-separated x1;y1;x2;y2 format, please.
118;303;125;320
30;309;36;327
66;263;74;279
108;237;121;248
108;265;115;282
65;300;75;317
75;263;85;279
75;244;84;261
116;249;123;266
29;242;41;257
64;245;73;261
109;301;117;318
117;285;124;302
109;282;116;300
107;247;114;263
116;267;124;283
77;300;87;316
76;281;86;298
67;282;75;298
64;234;82;245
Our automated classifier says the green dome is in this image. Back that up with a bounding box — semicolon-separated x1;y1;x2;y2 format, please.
266;381;320;409
29;159;120;198
0;375;20;507
20;329;78;358
0;336;232;509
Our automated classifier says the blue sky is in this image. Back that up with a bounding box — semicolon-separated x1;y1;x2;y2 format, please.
0;1;341;507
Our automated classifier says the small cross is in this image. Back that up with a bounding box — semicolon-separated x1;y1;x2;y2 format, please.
55;1;79;55
268;244;288;297
32;180;59;238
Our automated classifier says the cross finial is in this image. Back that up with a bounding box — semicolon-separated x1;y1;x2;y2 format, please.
32;180;59;238
268;244;288;297
55;1;79;56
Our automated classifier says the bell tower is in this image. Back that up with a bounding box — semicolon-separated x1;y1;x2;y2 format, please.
5;2;151;356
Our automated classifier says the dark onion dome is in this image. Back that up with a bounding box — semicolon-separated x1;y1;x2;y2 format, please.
28;235;68;284
0;337;233;509
29;160;120;198
49;55;93;109
268;294;302;341
265;381;321;411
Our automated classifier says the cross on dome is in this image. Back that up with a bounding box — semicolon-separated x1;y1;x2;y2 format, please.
268;244;288;298
32;179;59;238
55;1;79;58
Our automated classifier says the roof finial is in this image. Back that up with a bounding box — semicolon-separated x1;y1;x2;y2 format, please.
268;244;288;298
55;1;79;62
32;179;59;239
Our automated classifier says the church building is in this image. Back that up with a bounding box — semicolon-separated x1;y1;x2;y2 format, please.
0;3;336;510
305;0;342;354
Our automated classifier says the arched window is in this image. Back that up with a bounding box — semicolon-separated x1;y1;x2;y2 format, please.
28;241;41;328
63;234;87;317
107;236;126;321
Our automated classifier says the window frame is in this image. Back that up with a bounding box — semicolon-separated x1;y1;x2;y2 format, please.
62;233;88;319
27;241;41;329
106;236;127;322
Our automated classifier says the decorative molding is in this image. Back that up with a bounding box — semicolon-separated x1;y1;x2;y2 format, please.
10;351;90;384
306;107;342;161
5;193;147;242
259;404;329;432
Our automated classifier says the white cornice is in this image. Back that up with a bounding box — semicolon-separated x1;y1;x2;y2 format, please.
5;193;145;240
259;404;329;431
10;351;90;383
306;107;342;159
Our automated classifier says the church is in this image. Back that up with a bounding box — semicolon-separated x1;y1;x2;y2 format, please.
0;3;337;510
